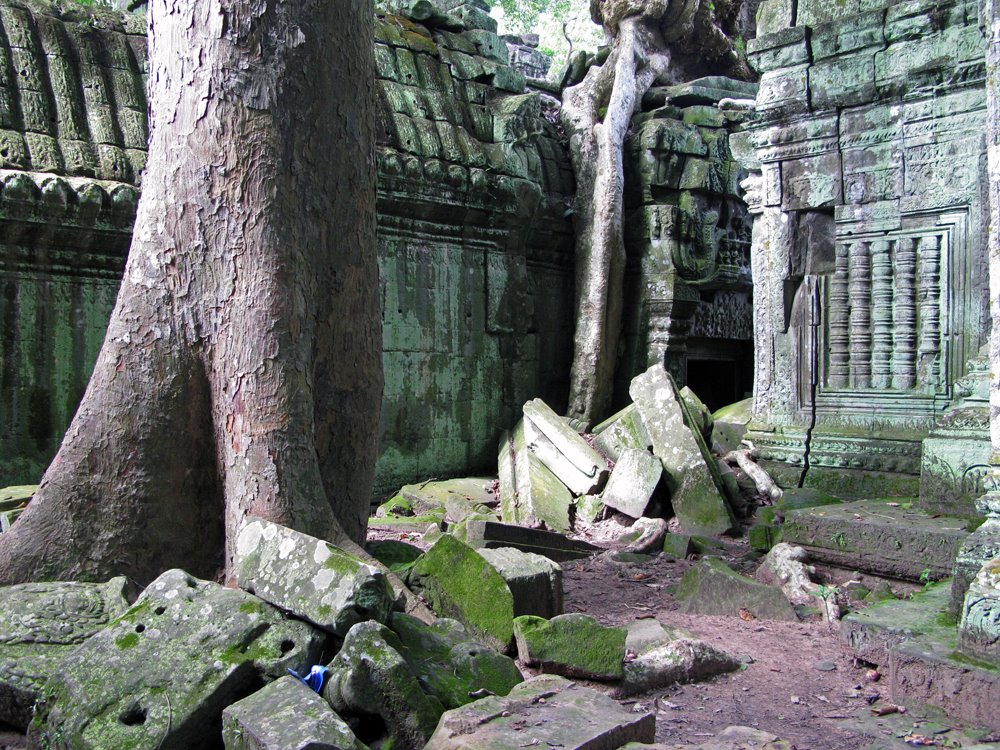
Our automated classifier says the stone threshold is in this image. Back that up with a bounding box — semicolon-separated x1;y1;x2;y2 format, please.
842;583;1000;732
782;499;970;581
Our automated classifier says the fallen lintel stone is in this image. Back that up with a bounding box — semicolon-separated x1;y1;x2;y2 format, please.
629;364;736;537
523;416;607;496
222;676;366;750
0;577;129;730
675;558;797;621
513;613;626;680
602;448;663;518
425;674;655;750
456;519;602;562
523;399;609;493
498;422;573;532
407;534;515;651
36;569;326;750
235;517;394;636
479;546;563;618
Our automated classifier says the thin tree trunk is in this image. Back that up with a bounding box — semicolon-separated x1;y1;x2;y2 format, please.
562;15;669;423
0;0;380;586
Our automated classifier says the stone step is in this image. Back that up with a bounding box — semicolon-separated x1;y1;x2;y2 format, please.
842;582;1000;732
782;499;970;581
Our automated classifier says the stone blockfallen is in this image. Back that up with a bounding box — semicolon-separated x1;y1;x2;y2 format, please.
675;558;798;621
425;674;656;750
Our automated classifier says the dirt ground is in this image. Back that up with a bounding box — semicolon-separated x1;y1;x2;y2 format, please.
4;528;999;750
549;535;1000;750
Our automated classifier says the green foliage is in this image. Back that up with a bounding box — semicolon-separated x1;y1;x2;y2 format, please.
498;0;572;34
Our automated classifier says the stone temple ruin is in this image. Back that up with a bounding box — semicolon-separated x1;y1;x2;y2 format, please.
3;0;1000;747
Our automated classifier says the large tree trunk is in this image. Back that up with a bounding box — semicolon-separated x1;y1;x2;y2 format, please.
562;0;750;424
0;0;381;586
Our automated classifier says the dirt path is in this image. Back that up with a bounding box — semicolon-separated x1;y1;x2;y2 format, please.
554;545;998;750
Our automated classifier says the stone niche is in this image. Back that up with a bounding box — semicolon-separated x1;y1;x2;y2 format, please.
0;0;575;498
737;0;991;508
617;77;758;413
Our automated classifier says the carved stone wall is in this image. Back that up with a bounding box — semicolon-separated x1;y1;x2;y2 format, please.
0;0;575;497
738;0;990;504
618;78;757;412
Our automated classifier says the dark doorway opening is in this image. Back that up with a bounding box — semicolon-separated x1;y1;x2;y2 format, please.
685;339;753;413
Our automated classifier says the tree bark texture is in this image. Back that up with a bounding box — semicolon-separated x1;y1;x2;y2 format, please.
0;0;381;586
562;0;750;424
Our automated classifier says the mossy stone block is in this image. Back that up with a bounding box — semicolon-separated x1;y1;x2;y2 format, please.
513;613;626;680
36;569;325;750
390;613;522;709
662;533;694;559
366;539;424;573
235;518;394;636
222;676;366;750
675;558;797;621
408;534;515;651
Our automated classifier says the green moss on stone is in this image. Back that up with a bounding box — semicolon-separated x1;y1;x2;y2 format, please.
513;614;626;680
114;632;139;650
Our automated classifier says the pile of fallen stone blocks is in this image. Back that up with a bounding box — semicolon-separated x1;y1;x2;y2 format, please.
0;515;744;750
375;362;745;550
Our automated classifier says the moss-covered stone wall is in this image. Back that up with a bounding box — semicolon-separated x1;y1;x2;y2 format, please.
0;0;575;497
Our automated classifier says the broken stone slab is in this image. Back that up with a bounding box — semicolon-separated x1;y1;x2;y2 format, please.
498;422;573;532
479;546;563;618
389;612;523;708
680;386;714;442
575;492;604;524
615;620;740;697
513;613;626;680
455;518;602;562
662;533;694;560
407;533;515;651
0;577;129;730
36;569;326;750
234;518;394;636
629;364;736;537
365;539;424;573
523;416;607;497
675;558;798;621
601;448;663;518
323;620;444;750
959;555;1000;664
618;517;668;554
710;398;752;454
522;399;609;495
425;674;655;750
377;477;497;523
222;676;366;750
593;403;653;463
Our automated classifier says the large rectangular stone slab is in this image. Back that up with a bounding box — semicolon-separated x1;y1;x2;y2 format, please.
600;448;662;519
629;364;736;536
235;518;394;636
36;569;325;750
479;546;563;618
457;519;601;562
522;399;609;495
781;500;969;581
425;674;655;750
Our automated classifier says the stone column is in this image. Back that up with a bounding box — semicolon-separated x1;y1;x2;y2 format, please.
950;0;1000;613
742;171;797;426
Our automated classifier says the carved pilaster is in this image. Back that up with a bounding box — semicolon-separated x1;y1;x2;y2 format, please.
870;239;893;389
917;234;942;389
848;241;872;389
891;237;917;390
828;241;850;389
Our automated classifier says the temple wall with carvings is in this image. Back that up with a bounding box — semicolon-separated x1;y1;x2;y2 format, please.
0;0;575;497
736;0;992;510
